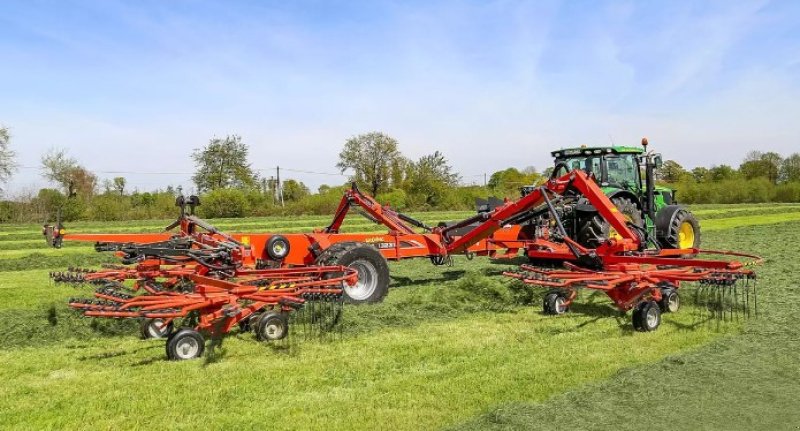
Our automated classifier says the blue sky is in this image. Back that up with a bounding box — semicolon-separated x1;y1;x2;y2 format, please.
1;0;798;195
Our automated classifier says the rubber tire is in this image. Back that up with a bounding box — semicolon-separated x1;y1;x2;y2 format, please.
165;328;205;360
238;312;262;333
543;290;569;315
659;209;701;250
255;312;289;342
576;196;644;249
265;235;291;261
314;242;390;304
632;301;661;332
140;318;174;339
658;288;680;313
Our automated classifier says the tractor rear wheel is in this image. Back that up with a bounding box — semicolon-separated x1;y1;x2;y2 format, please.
577;196;644;248
659;209;701;250
314;242;390;304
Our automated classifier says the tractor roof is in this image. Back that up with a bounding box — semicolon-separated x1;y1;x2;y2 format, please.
551;146;643;158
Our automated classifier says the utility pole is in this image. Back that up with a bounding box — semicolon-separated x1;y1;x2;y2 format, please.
484;173;487;187
276;166;284;207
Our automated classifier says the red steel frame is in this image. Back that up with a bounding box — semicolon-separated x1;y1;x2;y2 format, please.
69;265;357;335
54;169;760;325
54;170;646;266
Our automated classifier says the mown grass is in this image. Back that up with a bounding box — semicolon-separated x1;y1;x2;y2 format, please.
0;203;795;430
454;221;800;431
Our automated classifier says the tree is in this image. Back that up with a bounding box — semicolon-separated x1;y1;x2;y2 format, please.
708;165;737;182
113;177;126;195
407;151;460;206
740;150;782;184
780;153;800;182
336;132;402;196
0;126;16;191
657;160;688;183
192;135;258;192
691;167;710;182
41;149;97;197
488;167;541;195
281;179;310;202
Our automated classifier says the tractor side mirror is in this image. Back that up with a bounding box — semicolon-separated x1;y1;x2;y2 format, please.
653;154;663;168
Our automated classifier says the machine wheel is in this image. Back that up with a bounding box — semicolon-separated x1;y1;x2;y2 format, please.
255;311;289;342
314;242;390;304
576;196;644;248
140;318;174;339
165;329;205;360
265;235;291;261
543;290;569;315
658;288;680;313
632;301;661;332
238;312;262;332
659;209;701;250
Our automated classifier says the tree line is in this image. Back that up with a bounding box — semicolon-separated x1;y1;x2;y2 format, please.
656;151;800;204
0;125;798;223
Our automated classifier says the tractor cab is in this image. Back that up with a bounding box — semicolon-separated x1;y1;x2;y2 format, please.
552;145;651;195
548;139;700;251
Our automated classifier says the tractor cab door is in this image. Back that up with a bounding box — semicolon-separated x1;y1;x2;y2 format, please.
603;154;641;191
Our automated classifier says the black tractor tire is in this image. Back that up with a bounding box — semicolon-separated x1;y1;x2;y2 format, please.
140;318;174;339
314;242;390;304
658;209;701;251
576;196;644;249
254;311;289;342
632;301;661;332
543;290;569;315
165;328;205;360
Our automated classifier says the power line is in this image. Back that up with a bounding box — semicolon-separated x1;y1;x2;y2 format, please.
16;165;349;177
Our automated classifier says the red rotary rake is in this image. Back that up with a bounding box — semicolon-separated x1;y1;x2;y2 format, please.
505;251;759;331
47;164;761;336
58;264;356;360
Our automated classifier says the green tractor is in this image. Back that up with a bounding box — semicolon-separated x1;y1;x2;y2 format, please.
547;138;700;251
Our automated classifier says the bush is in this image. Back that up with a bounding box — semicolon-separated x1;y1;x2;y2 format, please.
376;189;407;209
199;189;251;218
89;194;132;221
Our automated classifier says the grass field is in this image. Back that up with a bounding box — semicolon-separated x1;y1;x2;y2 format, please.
0;204;798;430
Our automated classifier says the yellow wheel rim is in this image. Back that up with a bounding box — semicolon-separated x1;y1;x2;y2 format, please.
609;214;632;241
678;221;695;249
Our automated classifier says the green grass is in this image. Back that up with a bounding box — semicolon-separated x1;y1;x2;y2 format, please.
453;222;800;431
0;204;796;429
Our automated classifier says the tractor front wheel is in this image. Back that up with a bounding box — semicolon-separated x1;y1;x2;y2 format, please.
166;329;205;360
657;208;701;251
632;301;661;332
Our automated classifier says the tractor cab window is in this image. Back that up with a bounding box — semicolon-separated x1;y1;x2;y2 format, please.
564;157;602;176
605;154;639;189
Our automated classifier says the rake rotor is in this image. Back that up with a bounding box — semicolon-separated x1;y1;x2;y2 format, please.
59;264;357;360
505;251;760;330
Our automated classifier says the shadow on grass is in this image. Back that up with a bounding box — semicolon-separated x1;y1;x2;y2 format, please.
390;270;466;288
79;343;160;361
